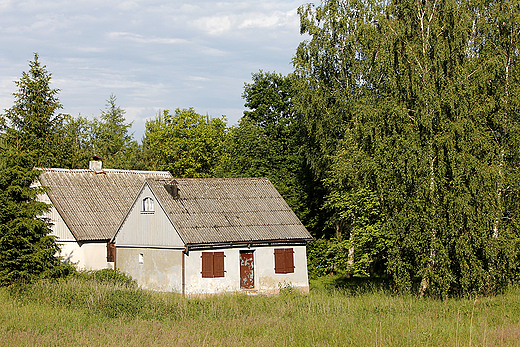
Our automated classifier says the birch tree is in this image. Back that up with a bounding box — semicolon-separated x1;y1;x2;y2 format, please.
294;0;520;296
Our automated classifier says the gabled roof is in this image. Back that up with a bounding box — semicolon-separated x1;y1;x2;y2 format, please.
38;168;173;241
143;177;312;246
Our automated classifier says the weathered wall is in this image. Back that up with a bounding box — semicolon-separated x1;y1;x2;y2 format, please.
116;247;183;292
40;193;76;241
115;184;184;248
57;241;112;270
185;245;309;295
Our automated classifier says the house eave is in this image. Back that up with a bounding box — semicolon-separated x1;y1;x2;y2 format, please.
185;238;312;251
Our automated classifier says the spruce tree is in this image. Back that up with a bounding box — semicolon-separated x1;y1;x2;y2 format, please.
1;53;64;168
90;94;138;169
0;148;60;285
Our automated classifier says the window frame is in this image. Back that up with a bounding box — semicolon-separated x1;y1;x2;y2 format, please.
142;197;155;213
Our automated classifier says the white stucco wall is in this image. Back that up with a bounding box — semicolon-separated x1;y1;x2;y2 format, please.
113;245;309;295
116;247;183;292
57;241;112;270
184;245;309;295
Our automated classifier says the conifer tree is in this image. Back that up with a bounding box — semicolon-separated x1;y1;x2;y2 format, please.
90;94;138;169
0;148;60;285
1;53;64;168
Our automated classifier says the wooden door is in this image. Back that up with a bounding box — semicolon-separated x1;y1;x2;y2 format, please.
240;251;254;289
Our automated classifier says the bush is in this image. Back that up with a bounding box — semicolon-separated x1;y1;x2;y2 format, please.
72;268;137;288
92;268;137;288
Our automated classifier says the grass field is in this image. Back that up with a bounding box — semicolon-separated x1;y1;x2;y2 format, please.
0;278;519;346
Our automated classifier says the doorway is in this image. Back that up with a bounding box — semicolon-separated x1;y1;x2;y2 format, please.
240;250;254;289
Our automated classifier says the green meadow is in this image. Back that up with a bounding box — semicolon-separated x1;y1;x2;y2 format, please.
1;277;519;346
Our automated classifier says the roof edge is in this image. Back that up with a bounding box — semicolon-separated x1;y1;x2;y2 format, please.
186;238;313;251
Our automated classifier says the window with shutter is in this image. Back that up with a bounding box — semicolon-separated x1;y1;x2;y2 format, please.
106;242;116;262
202;252;226;278
213;252;225;277
284;248;295;273
274;248;285;274
274;248;294;274
202;252;214;278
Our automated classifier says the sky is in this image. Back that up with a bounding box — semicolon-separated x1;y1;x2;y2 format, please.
0;0;309;141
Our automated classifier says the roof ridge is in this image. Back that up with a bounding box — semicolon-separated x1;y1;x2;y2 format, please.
168;177;269;181
36;167;171;175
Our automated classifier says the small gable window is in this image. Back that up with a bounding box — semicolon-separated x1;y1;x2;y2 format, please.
142;197;154;212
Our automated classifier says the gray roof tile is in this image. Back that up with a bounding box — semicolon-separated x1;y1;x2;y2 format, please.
38;168;173;241
147;177;312;245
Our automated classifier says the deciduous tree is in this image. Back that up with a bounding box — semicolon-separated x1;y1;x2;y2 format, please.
294;0;520;296
145;108;227;177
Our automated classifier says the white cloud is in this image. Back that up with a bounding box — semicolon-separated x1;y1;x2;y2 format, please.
76;46;106;53
193;15;233;35
118;1;139;11
188;76;211;81
179;3;201;13
0;0;307;140
107;32;187;44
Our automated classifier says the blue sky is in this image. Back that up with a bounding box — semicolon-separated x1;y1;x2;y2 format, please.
0;0;308;140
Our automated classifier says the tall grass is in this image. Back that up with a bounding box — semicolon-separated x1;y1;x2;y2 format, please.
1;277;520;346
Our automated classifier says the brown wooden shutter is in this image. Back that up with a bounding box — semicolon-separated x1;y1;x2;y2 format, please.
202;252;214;278
106;242;116;262
213;252;225;277
274;248;285;273
285;248;294;273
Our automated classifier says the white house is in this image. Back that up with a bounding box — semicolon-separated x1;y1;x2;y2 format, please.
37;160;172;270
38;160;313;295
113;177;312;295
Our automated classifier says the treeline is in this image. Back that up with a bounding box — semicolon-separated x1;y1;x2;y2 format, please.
3;0;520;297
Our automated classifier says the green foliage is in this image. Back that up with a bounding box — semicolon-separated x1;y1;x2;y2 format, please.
293;0;520;297
89;94;139;169
233;72;300;184
74;268;137;288
146;108;227;177
0;56;141;171
216;71;324;234
0;149;60;285
323;188;392;277
0;53;66;167
307;238;351;278
54;115;95;169
242;70;294;128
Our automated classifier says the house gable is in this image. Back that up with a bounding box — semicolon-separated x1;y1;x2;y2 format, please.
114;182;184;248
38;168;172;241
